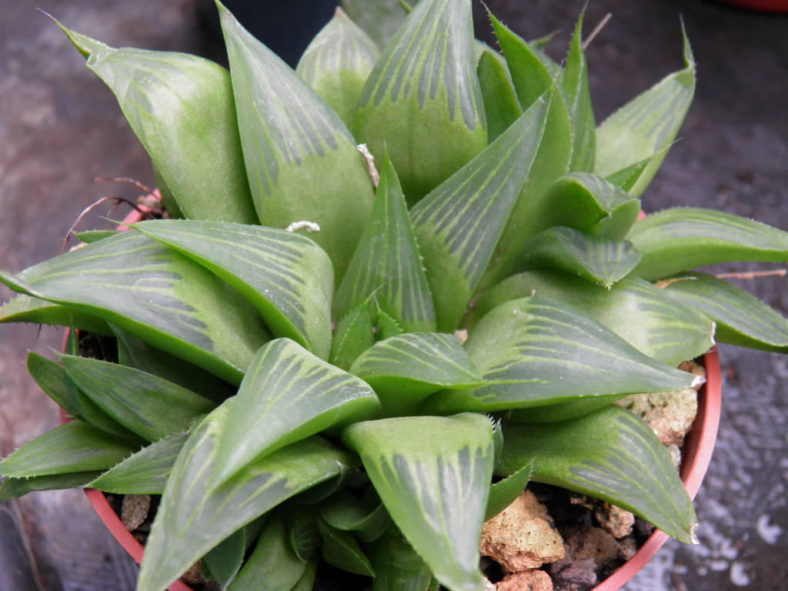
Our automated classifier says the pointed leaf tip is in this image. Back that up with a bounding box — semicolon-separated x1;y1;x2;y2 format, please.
56;21;109;59
5;232;271;385
517;227;642;288
680;18;696;70
351;332;483;415
628;208;788;280
424;296;699;413
343;413;494;591
594;30;696;196
354;0;487;201
218;0;374;280
296;5;380;127
411;94;551;330
211;338;380;487
61;19;257;223
334;156;435;334
499;407;697;543
134;220;334;359
138;403;357;591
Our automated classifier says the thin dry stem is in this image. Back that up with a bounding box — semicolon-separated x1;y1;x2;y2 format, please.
93;176;152;194
583;12;612;50
356;144;380;189
715;269;786;280
60;197;149;254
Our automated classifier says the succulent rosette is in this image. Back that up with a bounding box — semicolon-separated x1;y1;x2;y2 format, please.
1;2;787;590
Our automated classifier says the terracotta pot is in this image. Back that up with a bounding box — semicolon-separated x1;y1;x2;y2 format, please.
73;205;723;591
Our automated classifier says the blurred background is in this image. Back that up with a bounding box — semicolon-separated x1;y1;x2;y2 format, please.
0;1;785;589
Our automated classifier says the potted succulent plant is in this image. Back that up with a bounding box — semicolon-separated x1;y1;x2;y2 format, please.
1;1;787;590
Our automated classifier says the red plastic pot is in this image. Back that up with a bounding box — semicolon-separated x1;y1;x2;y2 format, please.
593;347;721;590
716;0;788;12
72;204;722;591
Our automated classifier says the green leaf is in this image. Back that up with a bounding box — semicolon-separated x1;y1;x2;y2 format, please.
0;294;110;334
331;301;376;370
341;0;407;47
350;332;482;415
594;26;696;197
357;505;392;543
74;230;117;243
318;518;375;576
26;353;139;440
485;462;532;520
287;512;320;563
0;471;101;502
354;0;487;202
87;432;188;494
483;17;574;277
204;526;245;589
0;232;271;385
290;561;318;591
366;525;433;591
468;271;715;366
472;40;504;65
25;352;84;421
150;166;183;220
479;172;641;288
562;13;595;172
424;297;698;414
228;514;306;591
138;402;357;591
296;7;380;127
628;208;788;280
134;219;333;359
516;227;642;288
492;420;504;467
112;324;233;403
510;396;627;424
218;1;374;281
60;354;215;442
375;300;406;340
320;492;372;529
410;94;550;331
343;413;494;591
529;31;558;52
604;150;665;192
60;26;256;223
334;157;435;333
538;172;642;240
489;11;554;109
498;406;698;543
319;490;390;540
477;49;521;142
0;421;137;478
483;89;573;289
212;338;380;486
661;273;788;352
315;482;390;539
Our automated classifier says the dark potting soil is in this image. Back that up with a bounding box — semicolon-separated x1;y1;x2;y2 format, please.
108;484;655;591
75;331;118;364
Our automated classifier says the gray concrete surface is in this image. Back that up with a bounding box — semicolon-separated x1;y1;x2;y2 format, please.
0;0;785;589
